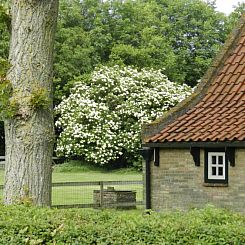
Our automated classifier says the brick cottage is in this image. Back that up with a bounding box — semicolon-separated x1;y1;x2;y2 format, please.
141;16;245;212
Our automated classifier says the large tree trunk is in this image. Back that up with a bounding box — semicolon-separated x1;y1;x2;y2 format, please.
4;0;59;206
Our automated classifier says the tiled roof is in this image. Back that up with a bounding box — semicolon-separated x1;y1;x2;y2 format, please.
144;18;245;144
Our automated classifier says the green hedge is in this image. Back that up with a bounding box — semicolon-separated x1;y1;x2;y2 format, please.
0;205;244;244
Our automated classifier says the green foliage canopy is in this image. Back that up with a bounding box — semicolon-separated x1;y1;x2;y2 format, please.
0;3;9;60
226;1;245;31
0;0;242;102
54;0;230;100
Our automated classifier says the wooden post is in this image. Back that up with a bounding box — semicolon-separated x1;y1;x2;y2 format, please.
100;181;104;208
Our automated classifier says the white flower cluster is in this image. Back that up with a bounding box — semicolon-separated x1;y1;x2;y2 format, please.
55;66;192;165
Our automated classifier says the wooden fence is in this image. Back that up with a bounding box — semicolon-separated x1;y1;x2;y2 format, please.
0;156;4;169
0;156;59;166
0;180;144;209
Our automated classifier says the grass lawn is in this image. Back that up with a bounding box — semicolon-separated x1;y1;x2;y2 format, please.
0;169;4;185
53;161;142;182
53;169;142;182
0;162;142;184
0;161;143;206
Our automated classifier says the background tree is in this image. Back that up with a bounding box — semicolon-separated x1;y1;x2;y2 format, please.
0;2;10;156
227;2;245;32
54;0;229;100
0;3;9;60
155;0;228;86
55;66;192;168
3;0;58;206
1;0;239;103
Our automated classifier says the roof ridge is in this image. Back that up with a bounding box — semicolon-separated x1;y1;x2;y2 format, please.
142;14;245;142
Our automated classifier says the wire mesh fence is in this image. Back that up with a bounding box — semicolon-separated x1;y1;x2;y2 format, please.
0;185;2;203
52;180;143;209
0;180;144;209
0;156;5;170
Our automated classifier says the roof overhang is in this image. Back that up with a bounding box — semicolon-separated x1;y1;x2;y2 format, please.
143;141;245;149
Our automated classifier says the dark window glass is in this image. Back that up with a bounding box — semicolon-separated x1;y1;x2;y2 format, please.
218;156;223;164
212;156;216;164
218;167;223;176
212;167;216;175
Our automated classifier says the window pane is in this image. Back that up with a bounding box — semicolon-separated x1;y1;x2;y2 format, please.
218;167;223;176
218;156;223;164
212;167;216;176
212;156;216;164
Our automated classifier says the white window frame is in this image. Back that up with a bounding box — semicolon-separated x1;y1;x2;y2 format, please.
208;152;226;180
153;148;156;163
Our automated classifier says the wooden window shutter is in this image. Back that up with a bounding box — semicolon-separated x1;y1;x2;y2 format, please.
226;147;235;167
154;148;159;166
190;147;200;166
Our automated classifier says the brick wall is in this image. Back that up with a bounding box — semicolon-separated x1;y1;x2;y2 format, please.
150;148;245;212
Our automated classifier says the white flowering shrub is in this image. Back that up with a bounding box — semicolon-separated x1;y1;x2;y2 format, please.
55;66;192;166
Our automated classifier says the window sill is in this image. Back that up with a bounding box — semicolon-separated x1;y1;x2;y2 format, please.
203;183;228;187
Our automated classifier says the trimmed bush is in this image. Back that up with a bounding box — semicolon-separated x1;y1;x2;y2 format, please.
0;205;244;244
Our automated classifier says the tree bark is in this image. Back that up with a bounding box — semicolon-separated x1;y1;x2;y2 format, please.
4;0;59;206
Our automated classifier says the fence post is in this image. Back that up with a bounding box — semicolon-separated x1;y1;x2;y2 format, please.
100;181;104;208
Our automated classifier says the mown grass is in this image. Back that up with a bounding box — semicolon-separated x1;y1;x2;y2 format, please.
0;161;143;206
0;169;4;185
53;170;141;182
52;183;143;206
0;160;142;184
